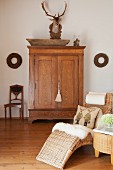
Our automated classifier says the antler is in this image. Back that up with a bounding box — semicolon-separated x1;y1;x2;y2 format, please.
41;1;67;18
58;1;67;17
41;1;56;18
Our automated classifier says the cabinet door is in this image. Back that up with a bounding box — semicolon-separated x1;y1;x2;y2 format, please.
34;56;57;109
58;56;79;108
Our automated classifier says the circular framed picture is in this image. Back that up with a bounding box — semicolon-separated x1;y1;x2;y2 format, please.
6;53;22;69
94;53;109;68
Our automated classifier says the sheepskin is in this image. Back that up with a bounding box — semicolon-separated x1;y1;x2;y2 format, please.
52;122;93;139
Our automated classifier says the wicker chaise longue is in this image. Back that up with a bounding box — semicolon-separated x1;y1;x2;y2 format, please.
36;93;112;169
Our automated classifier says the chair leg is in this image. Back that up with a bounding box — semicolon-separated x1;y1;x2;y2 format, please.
9;107;11;119
19;108;22;119
22;107;24;119
19;107;23;119
21;104;24;119
5;106;7;119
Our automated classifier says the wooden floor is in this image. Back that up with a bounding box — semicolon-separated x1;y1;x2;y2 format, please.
0;119;113;170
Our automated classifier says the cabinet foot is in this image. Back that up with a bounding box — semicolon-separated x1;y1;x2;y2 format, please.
111;155;113;165
95;149;99;157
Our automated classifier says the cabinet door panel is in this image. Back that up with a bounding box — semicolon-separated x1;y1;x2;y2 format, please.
58;56;79;108
34;56;57;109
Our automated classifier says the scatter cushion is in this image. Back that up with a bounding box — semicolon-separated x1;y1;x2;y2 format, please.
94;109;103;128
73;105;101;129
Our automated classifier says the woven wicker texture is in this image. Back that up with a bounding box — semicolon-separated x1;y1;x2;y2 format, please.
94;132;113;154
37;130;80;169
84;93;112;114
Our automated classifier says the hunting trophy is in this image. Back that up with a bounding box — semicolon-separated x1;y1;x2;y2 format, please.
41;1;67;39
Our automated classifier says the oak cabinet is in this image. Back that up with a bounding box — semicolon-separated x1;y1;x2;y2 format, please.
28;46;85;122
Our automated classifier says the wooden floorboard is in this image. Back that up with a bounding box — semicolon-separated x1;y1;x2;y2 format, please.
0;119;113;170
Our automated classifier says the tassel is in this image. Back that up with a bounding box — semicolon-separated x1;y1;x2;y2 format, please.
55;90;62;102
55;81;62;102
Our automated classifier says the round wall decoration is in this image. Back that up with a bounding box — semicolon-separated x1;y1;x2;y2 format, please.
6;53;22;69
94;53;109;68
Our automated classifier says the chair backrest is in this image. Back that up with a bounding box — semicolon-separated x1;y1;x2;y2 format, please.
9;84;24;104
84;93;112;114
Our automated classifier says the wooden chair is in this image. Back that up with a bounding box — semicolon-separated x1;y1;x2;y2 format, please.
4;84;24;119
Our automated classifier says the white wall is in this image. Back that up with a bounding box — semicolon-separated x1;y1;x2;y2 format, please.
0;0;113;118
